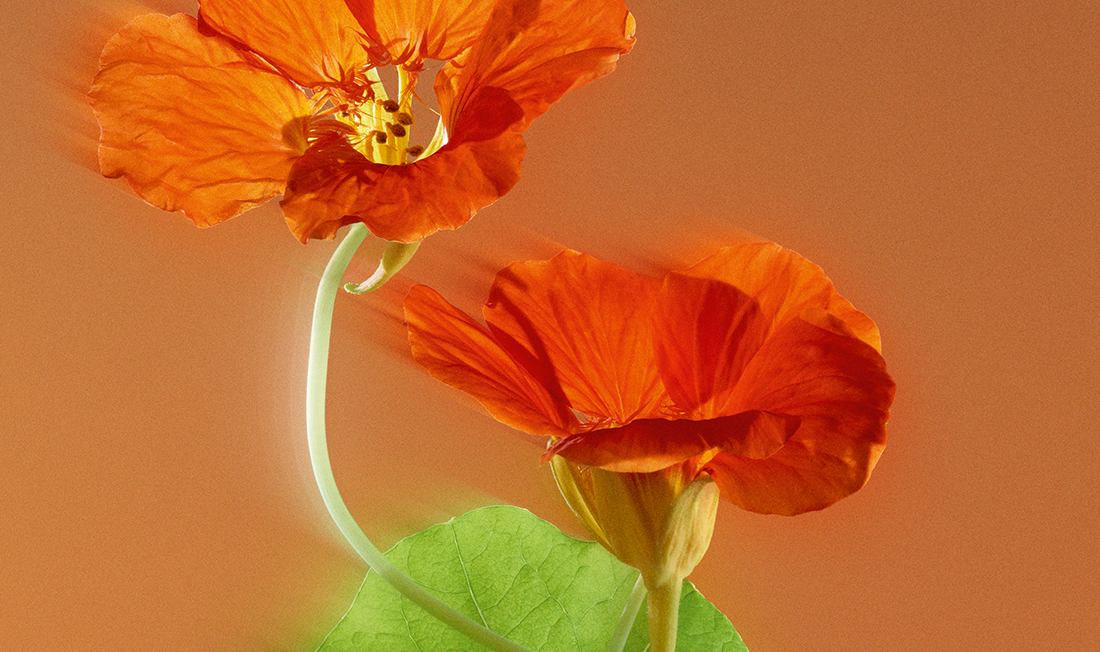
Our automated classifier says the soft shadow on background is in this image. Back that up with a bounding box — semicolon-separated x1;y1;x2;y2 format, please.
2;1;1098;651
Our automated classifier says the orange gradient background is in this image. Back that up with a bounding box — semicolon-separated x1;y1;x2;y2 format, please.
3;1;1098;651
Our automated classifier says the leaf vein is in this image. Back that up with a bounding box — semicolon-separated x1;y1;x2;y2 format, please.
448;521;490;629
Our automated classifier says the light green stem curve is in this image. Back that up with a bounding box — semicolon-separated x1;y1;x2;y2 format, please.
606;574;647;652
307;223;534;652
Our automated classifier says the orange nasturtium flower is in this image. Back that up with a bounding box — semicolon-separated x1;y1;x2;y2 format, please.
404;242;895;645
90;0;635;243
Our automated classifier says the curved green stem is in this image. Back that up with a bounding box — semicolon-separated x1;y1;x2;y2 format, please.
307;223;534;652
606;573;647;652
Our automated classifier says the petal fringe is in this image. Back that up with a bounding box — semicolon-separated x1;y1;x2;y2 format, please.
198;0;371;88
343;0;496;64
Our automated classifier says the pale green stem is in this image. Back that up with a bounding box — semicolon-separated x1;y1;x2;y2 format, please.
605;573;647;652
646;580;683;652
307;223;534;652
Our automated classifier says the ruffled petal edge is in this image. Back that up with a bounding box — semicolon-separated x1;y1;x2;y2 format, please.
706;316;896;515
90;13;314;227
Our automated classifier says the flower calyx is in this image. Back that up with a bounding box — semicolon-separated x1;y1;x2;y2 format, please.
549;456;719;592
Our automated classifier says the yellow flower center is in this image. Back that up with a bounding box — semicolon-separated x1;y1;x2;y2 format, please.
314;65;446;166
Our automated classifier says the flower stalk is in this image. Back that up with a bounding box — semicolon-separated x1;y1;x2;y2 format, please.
552;457;721;652
307;223;532;652
646;580;683;652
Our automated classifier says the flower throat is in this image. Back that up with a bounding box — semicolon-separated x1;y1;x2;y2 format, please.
316;64;445;167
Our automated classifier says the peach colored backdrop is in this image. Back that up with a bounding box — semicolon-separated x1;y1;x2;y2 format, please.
3;1;1097;651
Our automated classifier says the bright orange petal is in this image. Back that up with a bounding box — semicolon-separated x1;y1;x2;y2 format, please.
543;411;802;473
482;251;666;424
90;13;314;227
198;0;370;87
706;316;895;515
404;284;575;436
679;243;884;352
343;0;494;64
281;86;525;243
653;272;771;415
437;0;635;129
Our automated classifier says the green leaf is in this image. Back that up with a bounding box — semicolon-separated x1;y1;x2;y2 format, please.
315;505;747;652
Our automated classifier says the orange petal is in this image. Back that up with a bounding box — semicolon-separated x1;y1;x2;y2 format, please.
482;251;666;424
281;86;525;243
679;243;883;352
90;13;314;227
653;272;771;414
437;0;635;129
343;0;496;64
706;316;896;515
542;411;802;473
404;284;575;436
198;0;370;87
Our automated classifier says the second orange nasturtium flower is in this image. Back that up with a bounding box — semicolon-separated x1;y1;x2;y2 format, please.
90;0;635;243
404;242;896;644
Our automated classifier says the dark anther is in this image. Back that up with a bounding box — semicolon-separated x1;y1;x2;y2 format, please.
406;145;425;157
388;123;407;138
396;112;413;126
380;99;400;112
